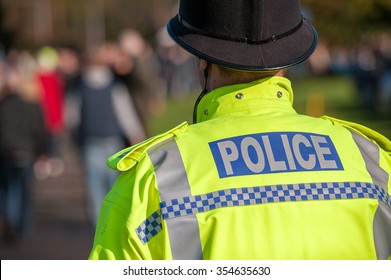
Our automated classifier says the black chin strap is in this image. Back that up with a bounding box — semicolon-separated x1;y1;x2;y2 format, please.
192;67;209;124
202;68;208;93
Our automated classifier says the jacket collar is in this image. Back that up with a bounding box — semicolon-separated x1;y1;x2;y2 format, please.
195;76;295;123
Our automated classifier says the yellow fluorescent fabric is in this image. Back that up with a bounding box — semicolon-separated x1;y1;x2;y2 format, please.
197;199;378;259
89;76;391;260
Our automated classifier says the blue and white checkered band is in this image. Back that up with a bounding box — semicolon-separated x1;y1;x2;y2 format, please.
136;210;162;244
136;182;391;244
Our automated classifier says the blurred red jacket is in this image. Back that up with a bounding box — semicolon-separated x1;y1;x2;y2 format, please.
37;70;65;135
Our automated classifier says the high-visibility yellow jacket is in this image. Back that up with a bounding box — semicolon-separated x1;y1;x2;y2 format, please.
89;76;391;260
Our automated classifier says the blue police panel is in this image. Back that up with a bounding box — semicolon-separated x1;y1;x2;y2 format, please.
209;132;344;178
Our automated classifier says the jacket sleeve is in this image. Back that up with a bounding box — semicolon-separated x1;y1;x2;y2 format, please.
89;122;188;260
322;115;391;259
88;167;154;260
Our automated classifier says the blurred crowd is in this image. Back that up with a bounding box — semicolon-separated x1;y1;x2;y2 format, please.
0;27;199;241
306;31;391;114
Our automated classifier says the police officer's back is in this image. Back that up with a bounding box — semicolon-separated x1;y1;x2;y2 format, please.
89;0;391;260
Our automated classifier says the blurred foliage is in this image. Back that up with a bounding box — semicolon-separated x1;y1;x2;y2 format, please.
0;0;178;50
1;0;390;50
104;0;178;40
61;0;178;45
302;0;391;45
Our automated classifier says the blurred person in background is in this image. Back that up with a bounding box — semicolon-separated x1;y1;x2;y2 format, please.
90;0;391;260
155;26;199;98
56;45;83;142
35;46;66;179
350;40;383;110
69;43;146;227
376;32;391;115
114;29;167;135
57;45;82;102
0;51;48;241
57;45;82;95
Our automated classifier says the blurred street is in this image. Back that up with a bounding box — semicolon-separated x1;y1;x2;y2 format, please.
0;133;95;260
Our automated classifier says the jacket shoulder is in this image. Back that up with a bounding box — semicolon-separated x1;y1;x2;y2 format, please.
321;115;391;155
107;122;188;171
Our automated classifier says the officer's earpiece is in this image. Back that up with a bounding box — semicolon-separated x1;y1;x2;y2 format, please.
201;67;208;95
193;62;209;124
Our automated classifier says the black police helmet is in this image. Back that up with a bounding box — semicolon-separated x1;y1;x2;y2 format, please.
167;0;318;71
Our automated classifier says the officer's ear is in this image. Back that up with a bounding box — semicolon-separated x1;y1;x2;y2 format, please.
197;58;210;90
199;59;208;72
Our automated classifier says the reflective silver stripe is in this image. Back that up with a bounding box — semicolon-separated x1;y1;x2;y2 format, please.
351;132;391;259
148;139;203;260
351;132;389;189
373;202;391;259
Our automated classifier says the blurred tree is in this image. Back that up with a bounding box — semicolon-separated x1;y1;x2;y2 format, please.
302;0;391;45
1;0;390;50
0;0;177;51
105;0;177;41
0;3;14;53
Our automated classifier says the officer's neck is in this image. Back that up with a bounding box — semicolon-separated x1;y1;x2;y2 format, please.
204;63;286;92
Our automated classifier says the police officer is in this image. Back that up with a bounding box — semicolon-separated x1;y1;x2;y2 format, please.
89;0;391;259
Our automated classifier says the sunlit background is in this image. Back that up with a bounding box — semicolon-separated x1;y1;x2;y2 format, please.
0;0;390;259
